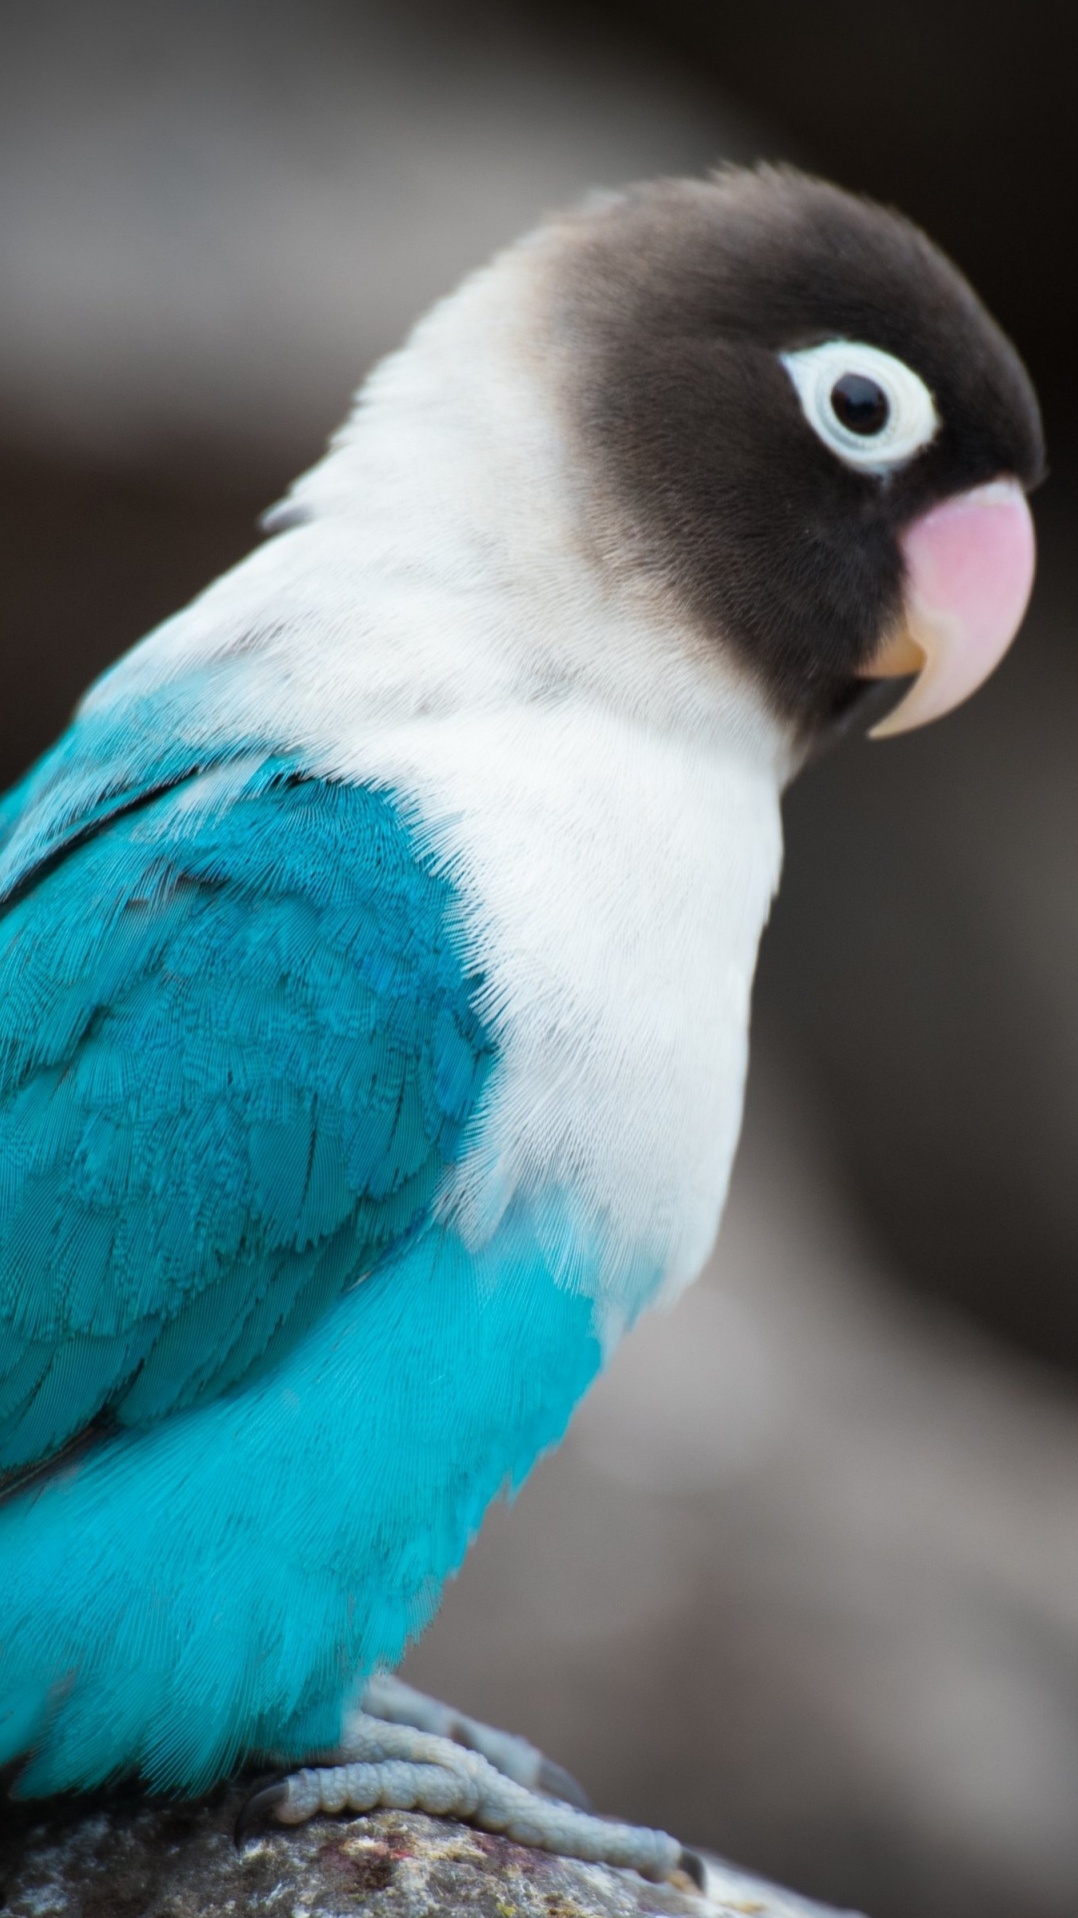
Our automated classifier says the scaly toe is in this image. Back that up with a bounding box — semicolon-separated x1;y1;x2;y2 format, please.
248;1713;686;1882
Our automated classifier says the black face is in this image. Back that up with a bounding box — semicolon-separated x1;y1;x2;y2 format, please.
551;167;1045;737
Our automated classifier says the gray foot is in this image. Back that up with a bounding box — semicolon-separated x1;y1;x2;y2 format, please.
242;1691;702;1886
359;1673;591;1811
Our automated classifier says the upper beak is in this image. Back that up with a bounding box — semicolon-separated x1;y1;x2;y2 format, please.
861;479;1037;738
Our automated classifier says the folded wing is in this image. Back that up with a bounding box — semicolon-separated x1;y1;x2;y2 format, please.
0;751;491;1474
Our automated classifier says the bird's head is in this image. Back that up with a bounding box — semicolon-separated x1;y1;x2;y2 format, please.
540;166;1044;750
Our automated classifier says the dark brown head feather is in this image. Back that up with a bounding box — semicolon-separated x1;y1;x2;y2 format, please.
547;166;1044;735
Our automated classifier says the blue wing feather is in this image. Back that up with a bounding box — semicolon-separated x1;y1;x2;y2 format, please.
0;747;491;1471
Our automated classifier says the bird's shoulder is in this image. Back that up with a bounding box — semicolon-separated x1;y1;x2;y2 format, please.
0;715;492;1479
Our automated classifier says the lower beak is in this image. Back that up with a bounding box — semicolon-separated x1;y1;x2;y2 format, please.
861;479;1036;738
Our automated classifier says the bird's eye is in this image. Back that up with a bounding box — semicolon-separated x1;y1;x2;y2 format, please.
780;340;939;473
830;373;889;435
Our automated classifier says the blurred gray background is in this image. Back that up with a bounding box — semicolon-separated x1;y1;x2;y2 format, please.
3;4;1078;1914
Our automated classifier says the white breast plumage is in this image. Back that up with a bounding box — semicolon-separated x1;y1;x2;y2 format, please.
356;697;783;1331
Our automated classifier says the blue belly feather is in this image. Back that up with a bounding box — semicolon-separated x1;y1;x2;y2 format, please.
0;723;610;1791
0;1200;602;1793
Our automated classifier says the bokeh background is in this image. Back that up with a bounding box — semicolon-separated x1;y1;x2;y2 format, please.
3;4;1078;1914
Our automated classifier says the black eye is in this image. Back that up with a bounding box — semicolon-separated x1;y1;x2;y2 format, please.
830;373;890;436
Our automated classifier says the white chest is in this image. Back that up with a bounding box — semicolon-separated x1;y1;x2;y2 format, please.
347;696;784;1325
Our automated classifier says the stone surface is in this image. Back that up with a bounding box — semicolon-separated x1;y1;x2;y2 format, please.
0;1795;862;1918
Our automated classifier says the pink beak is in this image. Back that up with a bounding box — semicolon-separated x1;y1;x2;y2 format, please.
863;479;1037;738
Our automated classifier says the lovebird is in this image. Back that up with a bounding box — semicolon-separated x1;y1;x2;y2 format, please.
0;168;1042;1881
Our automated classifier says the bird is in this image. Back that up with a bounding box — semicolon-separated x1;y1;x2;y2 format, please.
0;165;1042;1881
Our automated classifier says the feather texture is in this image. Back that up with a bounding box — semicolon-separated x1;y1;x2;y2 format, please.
0;753;490;1470
0;1198;603;1792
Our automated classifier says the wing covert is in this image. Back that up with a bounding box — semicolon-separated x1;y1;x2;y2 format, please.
0;755;491;1472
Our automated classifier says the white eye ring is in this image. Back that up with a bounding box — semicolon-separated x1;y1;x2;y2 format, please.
780;339;939;473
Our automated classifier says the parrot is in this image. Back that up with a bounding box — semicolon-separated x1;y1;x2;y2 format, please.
0;166;1042;1882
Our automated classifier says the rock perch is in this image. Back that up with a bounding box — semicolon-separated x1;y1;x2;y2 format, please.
0;1795;864;1917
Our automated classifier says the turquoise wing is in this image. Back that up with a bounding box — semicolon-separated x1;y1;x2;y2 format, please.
0;749;491;1473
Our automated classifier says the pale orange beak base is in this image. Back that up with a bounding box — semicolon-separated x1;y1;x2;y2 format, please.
862;479;1037;737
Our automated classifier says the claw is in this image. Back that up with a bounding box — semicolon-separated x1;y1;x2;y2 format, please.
234;1775;289;1845
537;1756;592;1812
678;1847;707;1891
